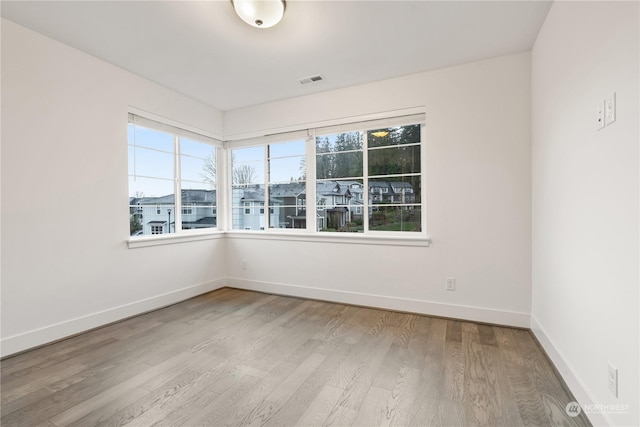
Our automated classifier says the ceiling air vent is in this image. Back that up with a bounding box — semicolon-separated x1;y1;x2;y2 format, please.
298;75;325;85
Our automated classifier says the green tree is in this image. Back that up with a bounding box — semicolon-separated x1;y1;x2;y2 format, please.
129;214;142;235
332;132;362;178
315;136;334;179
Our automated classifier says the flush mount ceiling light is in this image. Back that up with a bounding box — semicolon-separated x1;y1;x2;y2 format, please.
232;0;286;28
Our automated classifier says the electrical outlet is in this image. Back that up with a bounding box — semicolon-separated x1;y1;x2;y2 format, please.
605;92;616;126
241;259;247;270
608;362;618;397
445;277;456;291
596;101;605;131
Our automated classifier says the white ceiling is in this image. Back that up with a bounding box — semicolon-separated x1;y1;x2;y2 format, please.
1;1;552;111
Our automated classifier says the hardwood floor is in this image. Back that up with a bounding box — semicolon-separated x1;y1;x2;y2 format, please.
1;288;591;426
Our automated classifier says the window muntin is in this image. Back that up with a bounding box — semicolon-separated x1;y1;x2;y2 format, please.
128;114;219;237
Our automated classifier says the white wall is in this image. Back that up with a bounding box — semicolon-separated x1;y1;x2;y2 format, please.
531;2;639;426
225;52;533;327
1;19;227;357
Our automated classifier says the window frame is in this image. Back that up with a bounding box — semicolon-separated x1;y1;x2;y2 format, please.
128;111;223;245
128;109;430;248
226;113;427;240
229;134;309;233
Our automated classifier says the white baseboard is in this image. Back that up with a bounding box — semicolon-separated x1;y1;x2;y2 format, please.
1;278;226;358
226;277;530;328
530;315;610;427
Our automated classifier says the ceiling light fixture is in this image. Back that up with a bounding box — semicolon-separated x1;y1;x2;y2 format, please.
232;0;286;29
371;131;389;137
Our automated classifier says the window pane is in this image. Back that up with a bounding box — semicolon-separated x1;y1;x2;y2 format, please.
369;205;421;232
232;147;264;185
180;186;216;231
233;146;264;162
369;176;421;204
368;145;421;176
269;139;305;158
268;182;306;229
180;138;215;158
269;156;305;183
128;177;175;237
316;151;363;179
132;146;174;180
128;176;173;199
231;184;265;230
128;145;135;176
316;132;363;180
128;125;174;152
367;124;421;148
181;154;215;184
316;180;364;233
316;132;362;152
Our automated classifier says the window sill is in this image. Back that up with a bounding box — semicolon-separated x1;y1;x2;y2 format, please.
128;230;224;249
225;230;431;247
128;230;431;249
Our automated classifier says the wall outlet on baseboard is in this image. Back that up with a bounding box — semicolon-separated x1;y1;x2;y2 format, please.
445;277;456;291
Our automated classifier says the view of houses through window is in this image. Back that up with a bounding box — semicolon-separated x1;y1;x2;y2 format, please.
129;113;424;238
231;140;307;230
232;119;422;233
128;114;219;237
316;123;421;232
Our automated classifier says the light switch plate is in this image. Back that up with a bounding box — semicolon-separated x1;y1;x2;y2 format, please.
596;101;605;131
605;92;616;126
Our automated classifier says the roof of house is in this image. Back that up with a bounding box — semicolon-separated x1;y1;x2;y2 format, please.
132;181;413;206
183;217;216;226
131;189;215;205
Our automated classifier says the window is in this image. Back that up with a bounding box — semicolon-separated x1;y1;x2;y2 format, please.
315;131;363;232
228;113;424;236
268;140;306;229
366;123;422;232
231;138;306;230
182;204;193;215
128;113;221;237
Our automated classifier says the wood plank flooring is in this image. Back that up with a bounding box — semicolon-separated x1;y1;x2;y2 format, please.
1;288;591;426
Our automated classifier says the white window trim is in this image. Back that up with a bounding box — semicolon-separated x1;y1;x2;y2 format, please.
224;230;431;247
128;110;223;242
129;108;429;248
128;229;429;249
128;230;225;249
226;112;426;237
